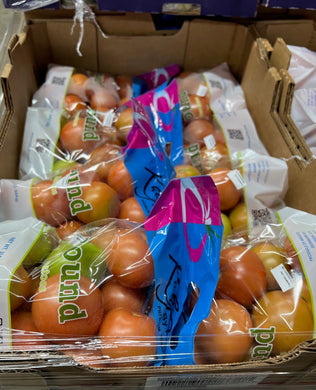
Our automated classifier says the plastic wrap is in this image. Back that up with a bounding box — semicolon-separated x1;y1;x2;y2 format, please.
287;45;316;151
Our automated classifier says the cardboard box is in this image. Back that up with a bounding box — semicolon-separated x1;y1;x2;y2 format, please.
1;11;316;387
251;20;316;215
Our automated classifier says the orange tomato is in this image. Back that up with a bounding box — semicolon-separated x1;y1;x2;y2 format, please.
119;196;146;223
101;277;147;314
216;246;267;308
200;144;231;173
183;119;215;146
115;75;133;101
31;180;71;227
59;117;101;156
284;236;302;271
11;310;46;351
9;265;33;312
90;89;118;112
88;144;121;182
195;299;253;364
107;159;134;201
76;181;121;224
252;290;314;355
98;308;157;367
64;94;86;116
56;220;84;240
208;167;242;211
252;242;288;291
114;107;134;143
105;228;154;289
32;273;104;337
229;202;248;235
174;164;201;178
67;73;88;100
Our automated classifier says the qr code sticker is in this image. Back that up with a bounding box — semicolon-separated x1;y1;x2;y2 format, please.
208;80;222;89
251;208;273;227
35;138;50;153
227;128;244;140
52;76;66;86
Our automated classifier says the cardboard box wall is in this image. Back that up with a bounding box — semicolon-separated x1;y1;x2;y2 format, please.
1;11;316;387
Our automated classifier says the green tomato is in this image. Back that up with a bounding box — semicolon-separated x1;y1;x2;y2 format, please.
41;240;106;285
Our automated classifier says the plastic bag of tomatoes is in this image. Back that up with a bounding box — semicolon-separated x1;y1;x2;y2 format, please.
1;174;224;369
19;105;135;180
194;206;316;365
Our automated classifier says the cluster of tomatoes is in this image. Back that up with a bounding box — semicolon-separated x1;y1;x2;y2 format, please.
193;236;313;364
10;220;157;368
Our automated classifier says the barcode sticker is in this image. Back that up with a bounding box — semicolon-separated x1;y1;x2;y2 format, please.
204;134;216;150
146;373;270;388
196;84;208;97
102;111;116;127
271;264;295;292
227;169;246;190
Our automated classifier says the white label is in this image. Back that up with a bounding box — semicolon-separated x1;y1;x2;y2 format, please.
146;373;270;388
102;111;116;127
0;218;45;350
19;107;64;180
0;179;35;221
196;84;208;97
32;66;74;109
271;263;295;292
227;169;246;190
203;134;216;150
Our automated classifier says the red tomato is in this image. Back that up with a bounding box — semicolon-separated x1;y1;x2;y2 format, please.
183;119;215;146
208;167;242;211
216;246;267;308
252;290;314;355
64;94;87;116
9;265;33;312
11;310;46;351
119;196;146;223
105;228;154;288
31;179;71;226
56;220;84;240
195;299;253;364
107;159;134;201
98;308;157;367
76;181;121;224
201;144;231;173
101;277;147;314
32;274;104;337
